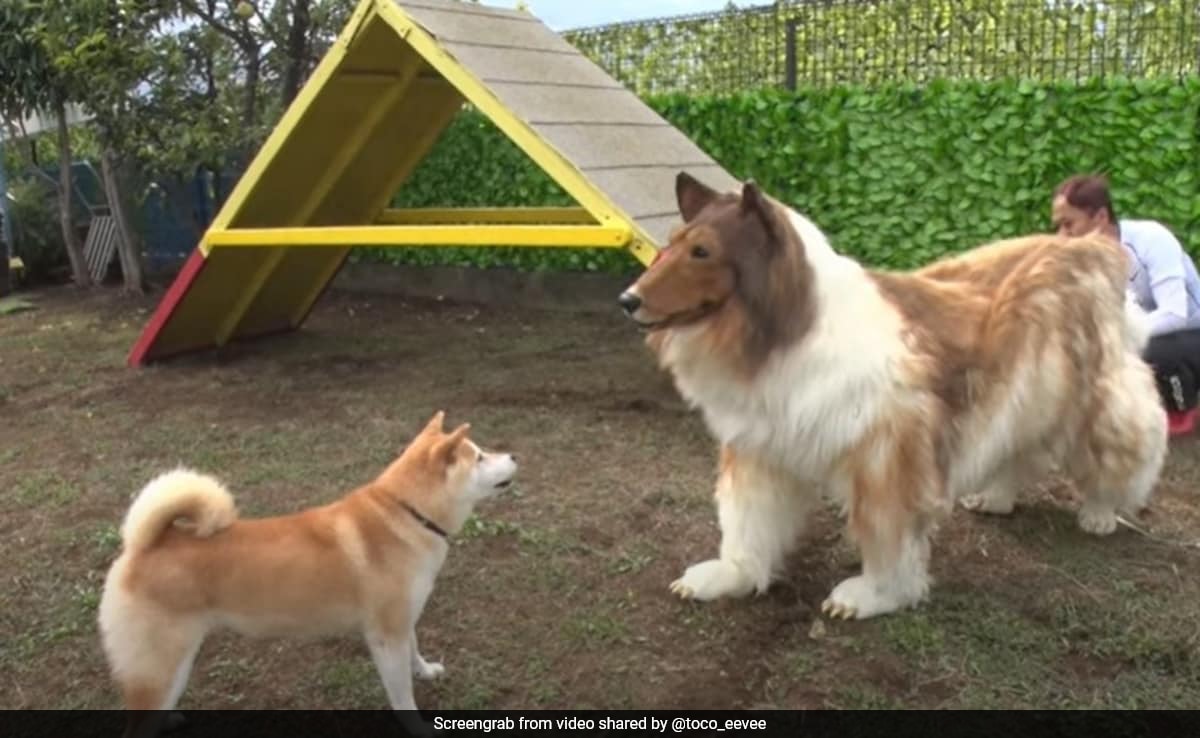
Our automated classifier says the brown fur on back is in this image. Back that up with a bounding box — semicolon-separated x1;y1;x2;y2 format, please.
626;175;1165;618
870;232;1127;407
860;232;1130;493
114;424;470;627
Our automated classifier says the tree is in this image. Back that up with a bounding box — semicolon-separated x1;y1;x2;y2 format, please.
279;0;313;107
2;0;370;295
178;1;357;155
177;0;273;161
0;0;93;288
35;0;181;293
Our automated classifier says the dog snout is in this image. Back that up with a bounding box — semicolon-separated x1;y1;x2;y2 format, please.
618;291;642;315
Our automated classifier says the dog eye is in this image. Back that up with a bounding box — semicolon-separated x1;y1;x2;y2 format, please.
691;245;709;259
477;451;483;461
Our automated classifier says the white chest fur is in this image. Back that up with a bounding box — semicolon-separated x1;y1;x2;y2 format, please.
661;211;911;484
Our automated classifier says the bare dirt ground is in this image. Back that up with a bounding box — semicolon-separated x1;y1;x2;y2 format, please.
2;284;1198;710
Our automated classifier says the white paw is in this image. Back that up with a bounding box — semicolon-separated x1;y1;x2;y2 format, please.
821;575;914;621
668;559;755;601
414;659;445;680
960;493;1014;515
1078;507;1117;536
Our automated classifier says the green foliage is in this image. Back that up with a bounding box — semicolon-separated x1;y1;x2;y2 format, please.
37;1;176;147
7;177;68;282
564;0;1200;95
659;77;1200;268
0;0;61;125
352;111;642;275
358;76;1200;274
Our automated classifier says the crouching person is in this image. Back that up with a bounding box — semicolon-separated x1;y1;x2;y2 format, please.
1052;173;1200;435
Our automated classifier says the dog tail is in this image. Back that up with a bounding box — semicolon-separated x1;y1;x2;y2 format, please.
1123;293;1152;355
120;468;237;553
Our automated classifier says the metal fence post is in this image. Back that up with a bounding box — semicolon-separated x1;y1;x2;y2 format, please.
784;18;797;92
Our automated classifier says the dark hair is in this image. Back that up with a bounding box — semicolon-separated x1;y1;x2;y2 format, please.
1054;174;1116;222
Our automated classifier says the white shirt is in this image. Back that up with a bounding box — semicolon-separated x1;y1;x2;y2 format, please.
1119;219;1200;336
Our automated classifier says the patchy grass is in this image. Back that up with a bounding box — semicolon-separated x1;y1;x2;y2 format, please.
0;296;37;315
1;284;1198;710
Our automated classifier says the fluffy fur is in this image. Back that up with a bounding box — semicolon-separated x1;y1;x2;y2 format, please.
618;172;1168;620
98;412;517;737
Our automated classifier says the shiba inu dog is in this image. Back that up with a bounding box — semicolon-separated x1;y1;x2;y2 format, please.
98;411;517;737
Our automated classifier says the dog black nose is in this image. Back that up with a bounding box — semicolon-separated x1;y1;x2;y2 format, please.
618;292;642;315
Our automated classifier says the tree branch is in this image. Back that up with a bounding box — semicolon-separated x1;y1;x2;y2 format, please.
249;1;285;47
2;117;59;190
12;118;59;190
179;0;254;50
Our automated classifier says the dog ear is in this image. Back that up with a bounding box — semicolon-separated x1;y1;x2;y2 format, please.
739;180;770;223
676;171;719;222
433;423;471;465
739;180;782;244
421;410;446;436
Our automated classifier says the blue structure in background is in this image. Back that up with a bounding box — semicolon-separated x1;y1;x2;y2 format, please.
2;107;242;275
6;159;241;276
139;168;241;273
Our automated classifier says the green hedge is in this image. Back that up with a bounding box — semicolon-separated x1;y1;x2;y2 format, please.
664;77;1200;268
352;113;641;275
357;76;1200;274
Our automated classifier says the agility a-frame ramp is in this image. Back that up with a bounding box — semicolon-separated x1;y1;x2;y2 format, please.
127;0;738;366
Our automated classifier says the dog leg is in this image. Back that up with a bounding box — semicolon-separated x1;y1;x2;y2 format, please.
1071;452;1122;537
366;629;433;738
822;527;930;620
1073;364;1168;535
671;449;811;601
823;444;935;620
1077;502;1119;535
959;464;1020;516
113;624;202;738
1116;422;1166;519
128;641;200;738
410;630;444;681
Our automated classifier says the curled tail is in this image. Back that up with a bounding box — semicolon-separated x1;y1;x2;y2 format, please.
1123;293;1152;355
120;468;237;553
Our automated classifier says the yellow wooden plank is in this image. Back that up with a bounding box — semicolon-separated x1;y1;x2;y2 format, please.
377;207;595;225
376;3;664;268
207;224;631;248
205;0;377;235
374;3;645;237
355;85;464;216
292;66;419;227
287;76;467;327
212;249;289;346
212;5;420;345
626;237;658;266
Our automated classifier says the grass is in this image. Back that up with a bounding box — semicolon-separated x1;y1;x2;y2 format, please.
0;296;36;315
562;609;631;648
1;284;1198;710
13;471;80;508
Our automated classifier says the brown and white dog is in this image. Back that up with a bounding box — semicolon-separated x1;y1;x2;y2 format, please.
618;172;1166;620
98;411;517;737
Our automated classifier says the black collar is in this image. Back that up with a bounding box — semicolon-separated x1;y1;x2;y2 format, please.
400;500;449;540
